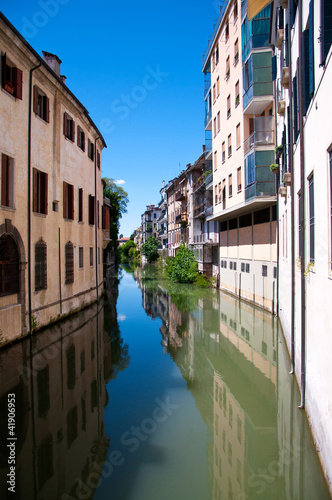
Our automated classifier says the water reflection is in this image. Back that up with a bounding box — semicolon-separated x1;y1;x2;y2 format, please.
0;273;129;500
0;266;329;500
135;265;330;500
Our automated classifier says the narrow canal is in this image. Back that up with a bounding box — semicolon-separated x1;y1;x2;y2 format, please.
0;264;330;500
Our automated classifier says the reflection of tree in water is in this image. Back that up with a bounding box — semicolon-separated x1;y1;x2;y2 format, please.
104;271;130;382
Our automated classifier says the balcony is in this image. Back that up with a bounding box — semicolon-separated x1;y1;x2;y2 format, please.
204;71;211;98
194;203;205;218
205;205;213;217
205;108;212;129
193;176;205;192
243;116;274;155
243;51;274;114
175;212;188;224
175;189;186;202
244;150;276;201
202;0;229;69
205;173;213;189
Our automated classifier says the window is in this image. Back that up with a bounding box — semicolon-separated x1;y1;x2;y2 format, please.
234;0;238;22
217;111;220;133
226;56;230;79
33;85;49;122
222;179;226;208
1;154;14;208
33;168;48;214
77;126;85;151
236;123;241;149
1;54;22;99
308;173;314;262
262;265;268;277
78;188;83;222
35;239;47;291
222;142;226;163
79;247;84;268
214;117;217;137
246;263;250;273
235;80;240;106
214;150;218;171
237;167;242;192
65;242;74;284
97;150;101;169
227;95;231;118
88;139;94;161
229;174;233;197
225;21;229;41
241;262;245;272
213;84;216;102
90;247;93;266
228;134;232;157
215;44;219;66
63;182;74;220
63;112;75;141
234;38;239;65
97;200;100;228
320;0;332;65
218;182;222;204
217;77;220;97
215;185;218;205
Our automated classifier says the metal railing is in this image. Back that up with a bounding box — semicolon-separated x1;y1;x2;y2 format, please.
202;0;229;69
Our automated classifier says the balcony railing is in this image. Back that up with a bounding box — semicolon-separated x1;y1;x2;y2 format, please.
194;204;205;218
205;173;213;188
205;108;212;128
193;232;218;244
205;205;213;217
205;139;212;157
175;189;186;202
193;176;205;192
243;130;274;155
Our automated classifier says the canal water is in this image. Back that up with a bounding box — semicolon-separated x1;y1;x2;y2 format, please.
0;264;330;500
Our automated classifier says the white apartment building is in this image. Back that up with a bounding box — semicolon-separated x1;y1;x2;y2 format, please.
270;0;332;491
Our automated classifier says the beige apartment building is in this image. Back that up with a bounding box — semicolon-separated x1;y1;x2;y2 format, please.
203;0;277;312
166;171;189;256
0;14;108;342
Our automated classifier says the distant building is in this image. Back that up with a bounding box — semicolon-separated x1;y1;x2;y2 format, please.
0;13;108;342
118;237;130;247
141;204;161;245
166;171;189;256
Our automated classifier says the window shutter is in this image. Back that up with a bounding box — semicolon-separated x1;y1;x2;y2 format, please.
77;125;80;146
15;68;23;100
45;96;50;123
1;53;6;88
302;29;310;115
33;85;39;114
79;188;83;221
33;168;38;212
82;132;85;152
272;55;277;81
72;120;75;142
44;173;48;214
63;113;68;137
63;181;67;218
97;200;100;228
69;183;74;219
1;155;7;205
321;0;332;64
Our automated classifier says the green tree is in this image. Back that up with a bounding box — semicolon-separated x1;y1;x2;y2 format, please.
141;236;159;263
166;243;198;283
103;178;129;266
121;240;136;259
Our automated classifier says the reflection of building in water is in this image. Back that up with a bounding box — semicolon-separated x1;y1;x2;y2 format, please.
0;305;111;500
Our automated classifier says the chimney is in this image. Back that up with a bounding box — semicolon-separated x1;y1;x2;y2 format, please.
42;51;62;77
60;75;67;84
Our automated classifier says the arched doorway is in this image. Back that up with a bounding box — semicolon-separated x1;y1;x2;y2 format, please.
0;234;19;296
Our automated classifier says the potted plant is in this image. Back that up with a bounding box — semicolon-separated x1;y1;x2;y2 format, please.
275;145;283;160
270;163;279;174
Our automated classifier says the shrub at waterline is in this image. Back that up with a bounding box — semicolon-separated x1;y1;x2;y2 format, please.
166;244;199;283
141;236;159;263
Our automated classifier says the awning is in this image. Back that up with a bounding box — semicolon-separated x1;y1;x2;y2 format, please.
248;0;272;20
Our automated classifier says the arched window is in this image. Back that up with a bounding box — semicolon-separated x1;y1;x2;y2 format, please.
65;241;74;284
35;239;47;291
0;234;19;296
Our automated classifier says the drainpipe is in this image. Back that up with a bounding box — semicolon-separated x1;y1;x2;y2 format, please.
288;0;296;374
28;62;41;334
94;137;100;302
298;0;306;409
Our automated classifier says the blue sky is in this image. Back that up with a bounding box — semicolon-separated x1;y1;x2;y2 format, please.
2;0;219;236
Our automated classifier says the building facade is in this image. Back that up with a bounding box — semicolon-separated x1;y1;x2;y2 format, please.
0;14;108;342
203;0;278;312
141;204;161;246
270;0;332;490
166;171;189;256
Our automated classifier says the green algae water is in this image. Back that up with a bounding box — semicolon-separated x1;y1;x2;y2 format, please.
0;264;330;500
